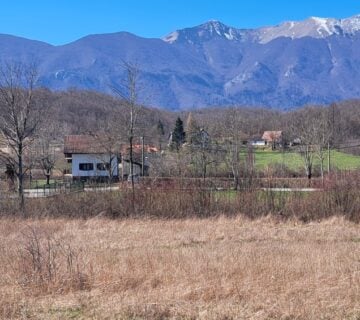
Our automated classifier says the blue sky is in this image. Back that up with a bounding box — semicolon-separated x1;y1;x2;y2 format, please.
1;0;360;45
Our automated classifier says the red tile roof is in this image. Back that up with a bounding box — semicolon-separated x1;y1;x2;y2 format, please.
64;135;159;155
261;131;282;142
64;135;117;154
121;144;159;154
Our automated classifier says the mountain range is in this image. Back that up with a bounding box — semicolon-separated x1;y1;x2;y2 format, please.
2;15;360;110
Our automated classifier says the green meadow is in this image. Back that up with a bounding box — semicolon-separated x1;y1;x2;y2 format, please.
251;149;360;171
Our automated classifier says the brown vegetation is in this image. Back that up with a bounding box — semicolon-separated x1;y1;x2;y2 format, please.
1;171;359;223
1;78;360;319
0;216;359;319
0;172;358;319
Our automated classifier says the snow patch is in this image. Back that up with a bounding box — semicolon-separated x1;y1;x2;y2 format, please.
224;32;233;40
225;72;250;89
55;70;64;79
284;65;294;78
214;24;221;36
163;31;179;43
311;17;332;35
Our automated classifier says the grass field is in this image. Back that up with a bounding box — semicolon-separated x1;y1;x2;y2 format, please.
28;179;56;188
251;149;360;171
1;217;359;319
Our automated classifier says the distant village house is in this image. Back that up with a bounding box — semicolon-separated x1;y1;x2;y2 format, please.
64;135;158;181
64;135;119;181
262;131;283;149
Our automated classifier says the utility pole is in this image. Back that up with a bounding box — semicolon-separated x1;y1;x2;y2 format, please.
141;136;145;177
327;142;331;174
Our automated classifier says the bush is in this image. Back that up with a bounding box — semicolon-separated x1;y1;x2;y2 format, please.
11;226;92;295
0;171;359;223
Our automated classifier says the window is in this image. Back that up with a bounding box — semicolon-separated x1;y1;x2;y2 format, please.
96;163;110;171
79;163;93;171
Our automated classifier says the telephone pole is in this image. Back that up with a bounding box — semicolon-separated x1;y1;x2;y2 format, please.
141;136;145;177
327;142;331;174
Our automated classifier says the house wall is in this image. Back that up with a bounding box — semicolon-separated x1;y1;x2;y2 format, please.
251;140;266;146
72;153;118;179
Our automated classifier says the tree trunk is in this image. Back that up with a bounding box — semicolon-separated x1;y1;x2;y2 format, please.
202;151;207;182
233;175;239;191
320;157;324;186
307;166;312;187
18;145;25;215
129;135;135;214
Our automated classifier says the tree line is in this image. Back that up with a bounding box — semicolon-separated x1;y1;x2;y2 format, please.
1;62;360;214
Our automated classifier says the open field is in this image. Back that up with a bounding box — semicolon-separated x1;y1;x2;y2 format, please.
1;217;359;319
252;149;360;171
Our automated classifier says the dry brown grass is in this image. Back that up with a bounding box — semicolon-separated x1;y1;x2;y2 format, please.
1;216;359;319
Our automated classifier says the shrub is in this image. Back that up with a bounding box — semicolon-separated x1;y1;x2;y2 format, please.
11;226;92;295
0;171;359;223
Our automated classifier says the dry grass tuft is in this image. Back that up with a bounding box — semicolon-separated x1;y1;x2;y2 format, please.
0;216;359;319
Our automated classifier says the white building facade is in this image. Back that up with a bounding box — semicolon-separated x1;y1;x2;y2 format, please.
71;153;118;180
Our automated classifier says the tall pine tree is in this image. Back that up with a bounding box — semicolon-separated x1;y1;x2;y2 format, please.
171;117;186;151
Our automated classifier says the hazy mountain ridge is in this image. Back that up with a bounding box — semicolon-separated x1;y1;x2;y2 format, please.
1;15;360;110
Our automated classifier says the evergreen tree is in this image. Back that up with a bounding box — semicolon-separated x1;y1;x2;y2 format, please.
171;117;186;150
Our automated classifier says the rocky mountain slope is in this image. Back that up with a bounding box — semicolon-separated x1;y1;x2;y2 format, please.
1;15;360;110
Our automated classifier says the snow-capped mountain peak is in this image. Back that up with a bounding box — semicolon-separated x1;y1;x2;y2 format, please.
257;15;360;43
163;20;243;44
3;13;360;109
198;20;241;40
163;14;360;45
339;14;360;33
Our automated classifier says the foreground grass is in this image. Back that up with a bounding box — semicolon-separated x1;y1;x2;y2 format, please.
1;217;359;319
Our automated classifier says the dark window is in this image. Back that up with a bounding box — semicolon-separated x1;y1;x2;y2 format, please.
79;163;94;171
96;163;110;171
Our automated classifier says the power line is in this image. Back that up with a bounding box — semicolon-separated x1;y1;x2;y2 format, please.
333;144;360;150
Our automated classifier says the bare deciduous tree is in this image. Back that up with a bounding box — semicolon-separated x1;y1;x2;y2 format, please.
291;106;332;182
190;130;219;181
222;108;245;190
91;132;121;183
37;139;56;185
112;62;142;211
291;109;316;181
0;62;41;212
156;119;165;152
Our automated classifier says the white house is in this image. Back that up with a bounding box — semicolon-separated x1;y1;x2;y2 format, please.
64;135;159;181
64;135;119;181
250;139;266;146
